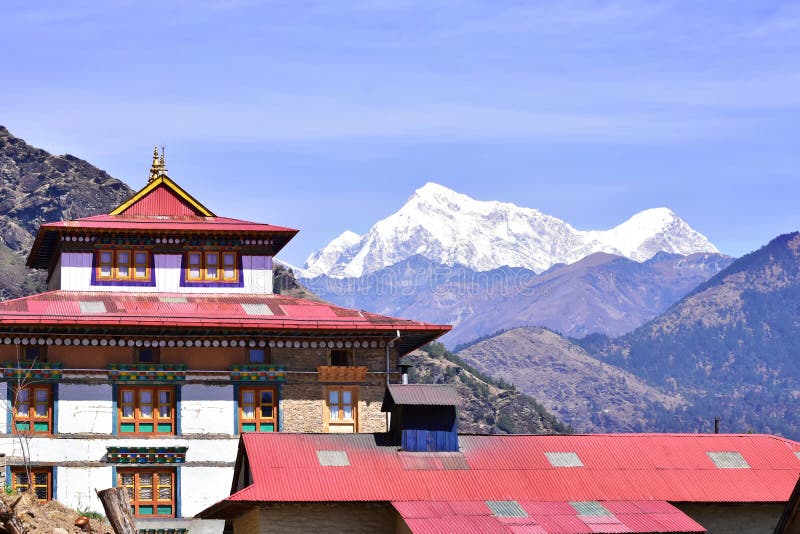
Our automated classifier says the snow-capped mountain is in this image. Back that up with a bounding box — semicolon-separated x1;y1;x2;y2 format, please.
302;182;719;278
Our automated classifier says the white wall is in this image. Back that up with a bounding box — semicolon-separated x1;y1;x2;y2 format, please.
0;384;7;434
56;466;113;513
181;384;236;435
58;383;114;434
0;436;239;463
180;466;234;517
58;252;273;294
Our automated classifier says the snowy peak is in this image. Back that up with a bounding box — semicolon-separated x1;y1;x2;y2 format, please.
302;183;719;278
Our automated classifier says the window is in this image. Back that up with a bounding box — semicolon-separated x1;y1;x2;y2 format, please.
13;385;53;434
11;467;52;503
118;469;175;517
330;349;351;367
239;387;277;433
118;386;175;435
19;346;46;363
325;387;357;433
185;251;238;282
96;249;150;281
248;348;268;364
135;347;159;364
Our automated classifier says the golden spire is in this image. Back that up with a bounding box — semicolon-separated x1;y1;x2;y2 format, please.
148;145;168;182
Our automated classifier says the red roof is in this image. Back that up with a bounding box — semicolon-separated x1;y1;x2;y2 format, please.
211;433;800;506
27;175;299;268
393;500;706;533
0;291;449;349
37;214;298;234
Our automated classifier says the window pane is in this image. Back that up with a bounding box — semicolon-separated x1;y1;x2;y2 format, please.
17;389;29;402
262;405;274;418
117;251;129;264
342;391;352;405
137;349;155;363
18;402;30;414
158;485;172;500
101;251;112;263
118;264;130;277
261;390;273;404
248;349;265;363
329;391;338;404
140;486;153;500
34;403;48;417
343;404;352;420
330;405;339;420
35;389;48;402
189;267;201;278
35;487;48;500
100;264;112;276
135;252;147;264
206;253;217;265
207;267;218;279
223;253;235;266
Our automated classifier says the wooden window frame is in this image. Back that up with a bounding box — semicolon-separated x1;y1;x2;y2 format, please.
324;386;358;433
18;345;46;363
118;386;175;436
11;467;52;503
238;386;277;433
96;249;150;281
185;250;239;283
134;347;160;364
329;349;352;367
118;468;176;518
12;384;53;435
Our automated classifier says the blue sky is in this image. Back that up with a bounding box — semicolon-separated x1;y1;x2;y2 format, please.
2;1;799;267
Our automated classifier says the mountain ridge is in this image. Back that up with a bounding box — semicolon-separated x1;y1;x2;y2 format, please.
303;181;720;278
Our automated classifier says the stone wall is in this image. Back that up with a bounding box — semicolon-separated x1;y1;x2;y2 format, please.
236;503;398;534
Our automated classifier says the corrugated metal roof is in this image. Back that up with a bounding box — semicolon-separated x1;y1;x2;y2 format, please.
390;500;704;533
207;433;800;507
487;501;528;517
0;291;450;343
382;384;460;410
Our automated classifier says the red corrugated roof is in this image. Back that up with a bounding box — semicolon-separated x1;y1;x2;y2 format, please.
392;500;705;534
0;291;450;338
218;433;800;505
119;182;204;217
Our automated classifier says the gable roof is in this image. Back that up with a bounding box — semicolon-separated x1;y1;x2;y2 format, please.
200;432;800;515
110;175;215;217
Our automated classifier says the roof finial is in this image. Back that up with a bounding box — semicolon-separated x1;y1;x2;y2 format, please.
148;145;168;182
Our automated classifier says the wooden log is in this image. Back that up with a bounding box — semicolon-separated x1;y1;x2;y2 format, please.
0;496;27;534
96;488;136;534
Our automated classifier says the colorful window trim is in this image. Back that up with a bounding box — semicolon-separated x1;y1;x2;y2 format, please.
11;467;52;503
92;249;155;286
12;384;53;435
118;386;175;435
185;250;238;282
230;364;285;382
118;469;176;518
1;362;63;381
107;446;187;464
239;386;277;433
325;386;358;433
108;363;186;382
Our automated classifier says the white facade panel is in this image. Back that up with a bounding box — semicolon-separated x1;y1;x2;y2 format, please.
0;436;239;463
0;384;7;434
56;466;113;513
180;384;236;435
58;383;114;434
57;252;273;294
180;466;235;517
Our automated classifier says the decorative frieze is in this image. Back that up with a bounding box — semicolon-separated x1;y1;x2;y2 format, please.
230;364;286;382
108;363;186;382
0;362;63;381
106;446;188;464
317;366;369;383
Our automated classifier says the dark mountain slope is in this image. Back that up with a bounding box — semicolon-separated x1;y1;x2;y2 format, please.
0;126;133;298
582;232;800;437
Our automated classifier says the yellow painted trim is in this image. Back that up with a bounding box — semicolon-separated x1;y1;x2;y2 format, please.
109;176;215;217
